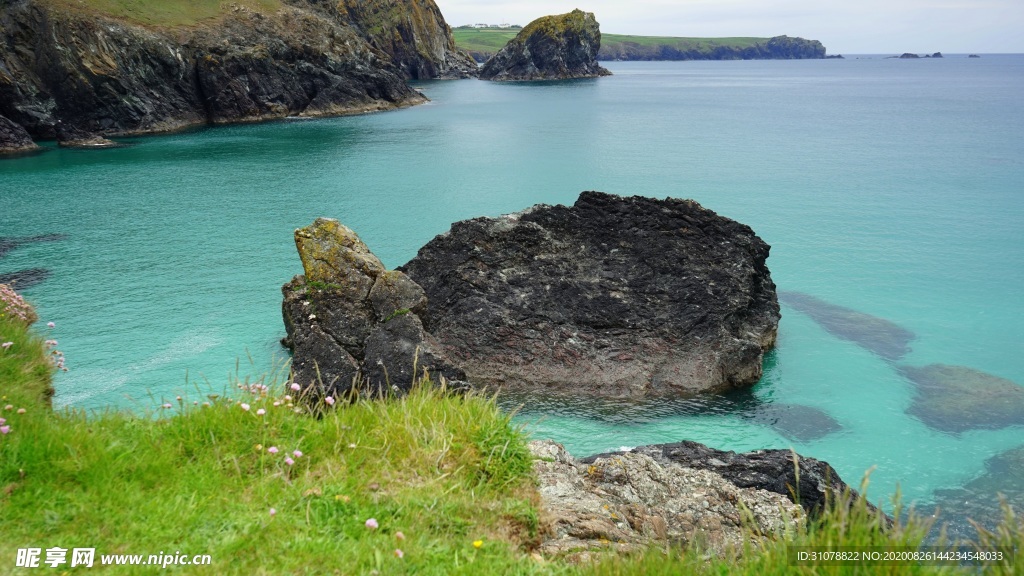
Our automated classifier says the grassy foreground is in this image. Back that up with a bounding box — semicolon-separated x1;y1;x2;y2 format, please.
2;289;1022;574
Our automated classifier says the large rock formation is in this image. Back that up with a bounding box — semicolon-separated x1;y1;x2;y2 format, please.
401;191;780;398
340;0;478;79
530;440;803;560
479;9;611;81
281;218;465;399
0;0;469;146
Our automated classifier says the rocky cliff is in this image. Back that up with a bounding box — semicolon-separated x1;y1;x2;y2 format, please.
339;0;477;79
0;0;467;146
479;9;610;81
599;35;826;61
401;191;779;398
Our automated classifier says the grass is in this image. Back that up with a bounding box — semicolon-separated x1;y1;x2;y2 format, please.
2;287;1022;574
451;27;769;59
38;0;283;28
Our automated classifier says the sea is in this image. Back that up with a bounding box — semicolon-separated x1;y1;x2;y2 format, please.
2;56;1023;536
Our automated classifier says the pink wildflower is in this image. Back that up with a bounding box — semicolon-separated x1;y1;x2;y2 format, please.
395;531;405;541
324;396;335;406
0;425;10;435
1;342;12;350
365;518;378;530
256;408;266;416
394;549;404;559
269;508;277;517
47;322;55;328
284;457;295;466
292;450;302;458
16;408;25;414
240;403;250;411
161;403;172;409
267;446;279;454
290;382;301;391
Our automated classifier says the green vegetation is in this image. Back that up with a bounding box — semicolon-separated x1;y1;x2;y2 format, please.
452;27;521;55
601;34;766;51
2;286;1022;574
39;0;283;28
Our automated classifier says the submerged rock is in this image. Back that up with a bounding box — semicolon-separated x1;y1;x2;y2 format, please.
0;234;68;260
402;191;780;398
587;441;872;518
281;218;464;399
0;269;50;290
741;402;842;443
530;440;803;560
480;10;611;81
900;364;1024;433
931;444;1024;541
780;291;914;361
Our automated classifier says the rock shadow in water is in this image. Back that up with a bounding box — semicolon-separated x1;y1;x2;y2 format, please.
0;268;50;290
899;364;1024;434
498;387;842;442
929;444;1024;541
0;234;68;259
779;291;915;361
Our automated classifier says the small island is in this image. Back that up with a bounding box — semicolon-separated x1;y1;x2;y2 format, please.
479;9;611;81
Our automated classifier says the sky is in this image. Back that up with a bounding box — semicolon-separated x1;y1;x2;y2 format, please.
435;0;1024;54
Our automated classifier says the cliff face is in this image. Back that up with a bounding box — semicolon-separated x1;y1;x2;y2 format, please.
339;0;478;79
0;0;466;145
480;9;610;81
598;35;826;61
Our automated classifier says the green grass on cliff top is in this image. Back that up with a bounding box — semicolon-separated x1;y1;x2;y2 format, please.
3;296;1023;574
41;0;282;27
452;27;767;56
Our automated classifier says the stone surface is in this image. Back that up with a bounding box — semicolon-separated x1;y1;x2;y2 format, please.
530;439;803;560
0;0;473;141
0;114;38;154
741;402;842;443
900;364;1024;434
401;191;780;398
780;291;914;361
599;35;826;61
587;440;870;518
282;218;465;398
480;10;611;81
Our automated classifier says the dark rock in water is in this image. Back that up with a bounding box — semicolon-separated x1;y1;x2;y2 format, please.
931;445;1024;541
931;52;943;58
742;402;842;443
480;10;611;80
0;269;50;290
900;364;1024;433
779;291;914;361
0;114;39;154
281;218;465;399
899;53;922;58
969;54;981;58
0;234;67;259
584;440;878;519
56;123;120;149
401;191;780;398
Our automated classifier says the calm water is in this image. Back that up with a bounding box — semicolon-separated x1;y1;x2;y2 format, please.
2;57;1023;529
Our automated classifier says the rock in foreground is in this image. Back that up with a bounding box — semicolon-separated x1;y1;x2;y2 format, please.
531;440;803;560
281;218;465;399
401;191;780;398
0;115;39;155
900;364;1024;433
480;10;611;80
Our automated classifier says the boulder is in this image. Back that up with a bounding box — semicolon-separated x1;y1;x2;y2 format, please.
0;114;38;154
480;10;611;80
900;364;1024;433
586;440;873;518
530;440;803;560
282;218;465;399
401;191;780;398
931;444;1024;541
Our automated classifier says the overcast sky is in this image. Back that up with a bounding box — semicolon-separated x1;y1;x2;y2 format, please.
435;0;1024;54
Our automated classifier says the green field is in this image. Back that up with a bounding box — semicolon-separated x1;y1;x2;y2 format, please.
452;27;769;60
40;0;283;27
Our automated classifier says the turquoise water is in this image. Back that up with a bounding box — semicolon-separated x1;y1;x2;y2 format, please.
2;57;1023;526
